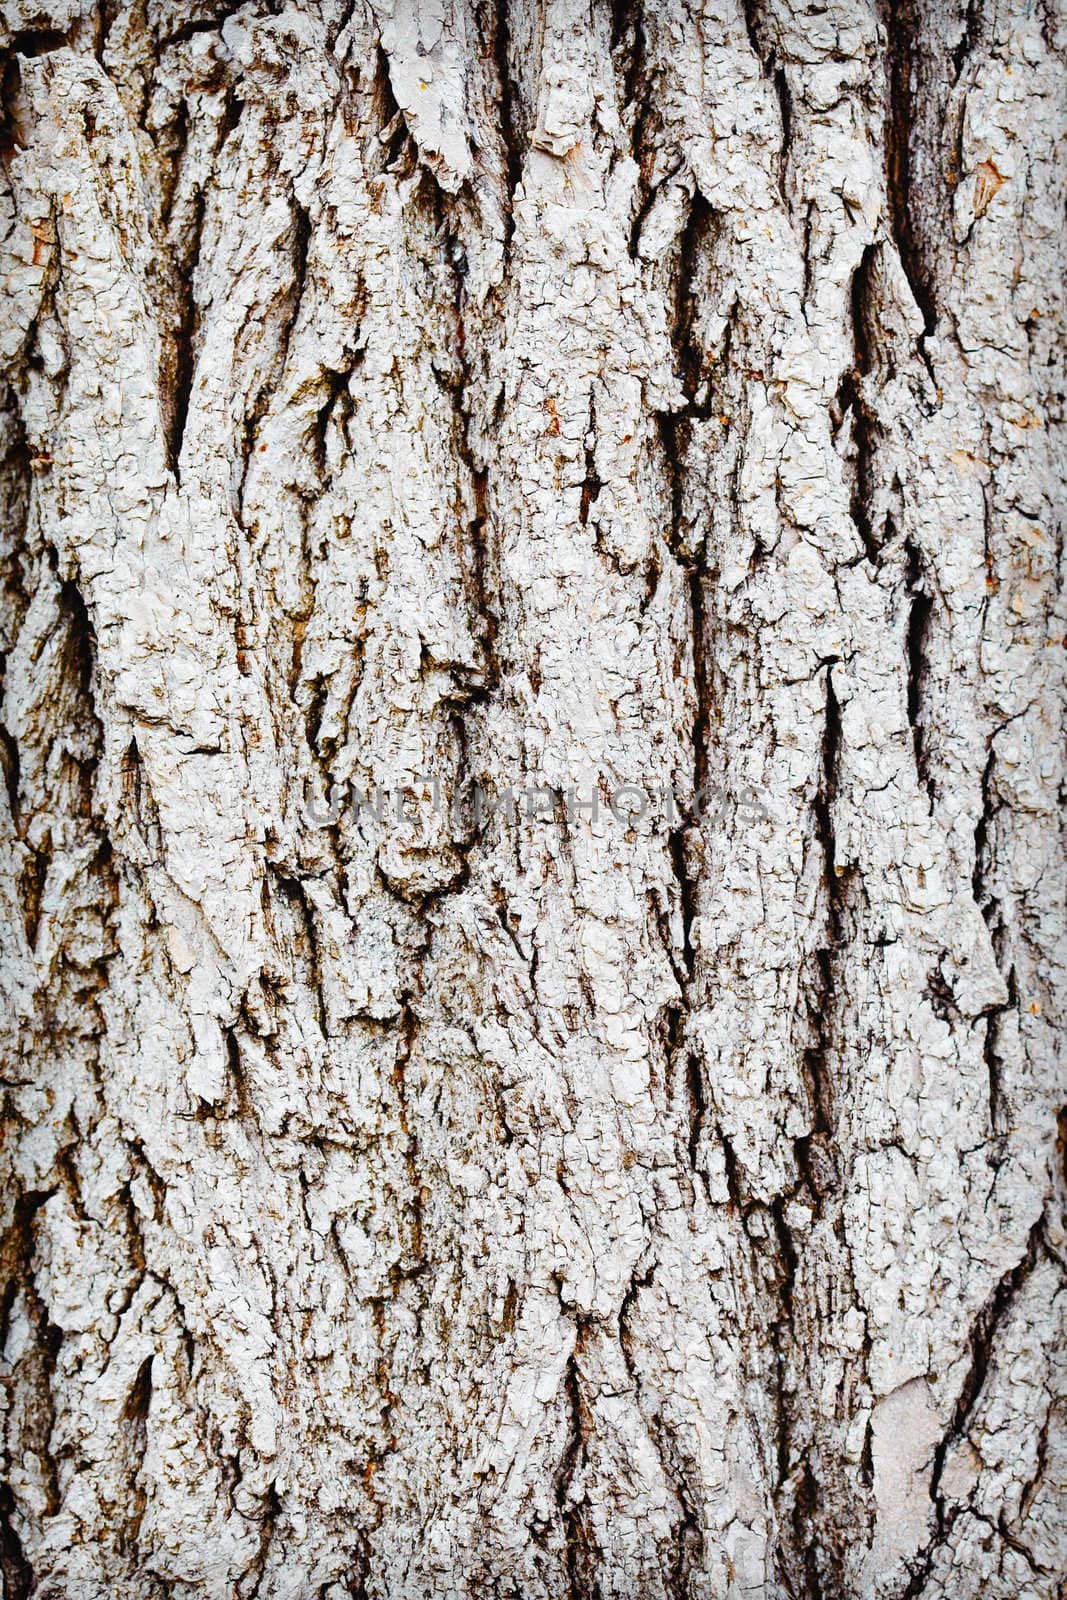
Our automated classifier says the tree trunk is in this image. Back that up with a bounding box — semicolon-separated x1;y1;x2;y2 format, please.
1;1;1064;1595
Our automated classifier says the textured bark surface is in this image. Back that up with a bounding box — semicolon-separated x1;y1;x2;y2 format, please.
1;1;1065;1595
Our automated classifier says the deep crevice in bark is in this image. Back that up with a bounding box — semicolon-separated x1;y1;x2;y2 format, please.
672;195;716;418
236;191;312;523
904;537;934;803
774;661;867;1598
666;829;697;988
488;0;522;237
951;0;984;82
949;1218;1043;1445
1;1187;64;1568
0;1479;33;1599
688;572;711;798
881;0;939;337
373;44;412;173
5;30;70;61
907;1214;1047;1594
610;0;658;251
121;737;164;861
841;244;883;562
739;0;768;68
161;7;248;53
972;744;996;907
773;67;792;205
165;185;205;478
557;1350;601;1600
18;825;49;949
270;867;327;1036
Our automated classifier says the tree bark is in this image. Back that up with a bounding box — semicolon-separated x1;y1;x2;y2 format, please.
1;1;1064;1596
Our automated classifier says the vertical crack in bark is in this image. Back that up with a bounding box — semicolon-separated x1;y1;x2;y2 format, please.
688;566;711;797
1;1187;63;1597
951;0;983;83
488;0;522;241
739;0;767;68
118;1353;154;1564
738;1;792;203
980;944;1015;1136
237;192;312;522
880;0;938;337
556;1346;601;1600
242;1477;283;1600
950;1219;1042;1442
773;67;792;206
270;867;327;1036
608;0;640;68
769;1194;799;1485
610;0;657;252
815;664;845;952
971;745;995;909
795;1459;825;1600
0;392;30;831
51;575;101;828
673;195;716;418
0;718;19;827
812;691;852;1133
666;830;697;991
840;244;883;563
657;191;718;1202
165;185;205;479
578;391;601;530
0;1192;54;1600
906;1215;1046;1593
684;1046;707;1185
390;999;426;1279
158;58;248;482
362;44;410;174
412;180;502;875
904;537;934;805
0;1481;33;1600
18;826;50;950
121;737;164;861
775;663;861;1597
972;746;1013;1129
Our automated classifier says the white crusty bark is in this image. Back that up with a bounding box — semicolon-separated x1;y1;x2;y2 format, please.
0;0;1064;1595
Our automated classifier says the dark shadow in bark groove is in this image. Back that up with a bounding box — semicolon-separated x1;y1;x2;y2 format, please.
0;1187;64;1588
488;0;523;241
880;0;939;338
0;1482;34;1600
672;195;717;418
556;1348;603;1600
904;1214;1046;1595
160;6;251;53
166;187;205;478
774;661;871;1599
841;244;884;563
610;0;660;254
739;0;767;68
904;536;934;804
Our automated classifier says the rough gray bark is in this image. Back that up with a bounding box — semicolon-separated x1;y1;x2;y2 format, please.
0;0;1064;1596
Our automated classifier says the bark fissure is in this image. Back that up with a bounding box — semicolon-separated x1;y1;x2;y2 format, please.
881;0;939;337
903;537;933;803
907;1216;1049;1594
165;184;205;477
